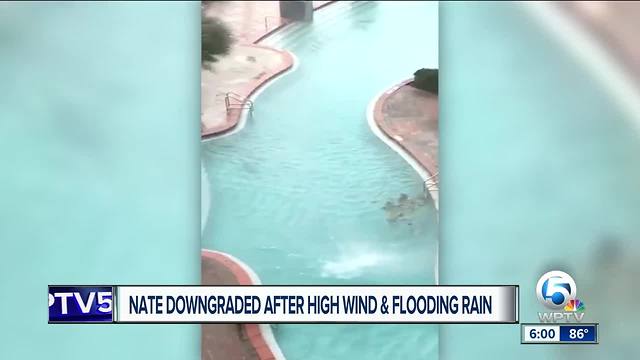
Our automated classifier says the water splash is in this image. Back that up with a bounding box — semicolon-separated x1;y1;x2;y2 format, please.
320;242;398;279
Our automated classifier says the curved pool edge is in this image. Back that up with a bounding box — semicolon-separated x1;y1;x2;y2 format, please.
201;46;295;140
202;249;287;360
202;1;340;140
367;79;440;210
201;162;210;235
367;79;440;285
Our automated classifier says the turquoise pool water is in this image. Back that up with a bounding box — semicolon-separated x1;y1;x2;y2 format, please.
202;2;439;359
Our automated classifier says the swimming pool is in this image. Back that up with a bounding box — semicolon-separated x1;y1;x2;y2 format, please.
202;2;439;359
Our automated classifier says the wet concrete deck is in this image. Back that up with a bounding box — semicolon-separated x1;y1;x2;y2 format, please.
201;44;292;137
201;255;259;360
375;81;439;178
201;1;293;137
201;1;333;137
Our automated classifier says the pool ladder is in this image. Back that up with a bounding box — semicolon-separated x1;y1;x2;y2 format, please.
224;92;254;113
423;171;439;197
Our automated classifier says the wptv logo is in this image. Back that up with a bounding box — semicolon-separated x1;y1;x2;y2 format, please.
536;271;586;323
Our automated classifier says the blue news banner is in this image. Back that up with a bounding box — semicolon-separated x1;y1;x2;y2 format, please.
48;286;113;323
49;285;519;324
560;325;597;342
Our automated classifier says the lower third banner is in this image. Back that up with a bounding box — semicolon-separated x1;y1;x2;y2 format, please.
49;285;518;324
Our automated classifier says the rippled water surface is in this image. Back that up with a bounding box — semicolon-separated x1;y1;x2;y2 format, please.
202;2;439;359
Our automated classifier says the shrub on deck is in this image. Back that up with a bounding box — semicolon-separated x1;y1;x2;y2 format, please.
202;14;232;69
412;68;438;94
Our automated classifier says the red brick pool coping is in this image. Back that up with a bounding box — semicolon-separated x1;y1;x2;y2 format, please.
373;79;439;178
202;249;285;360
201;46;294;139
201;1;337;139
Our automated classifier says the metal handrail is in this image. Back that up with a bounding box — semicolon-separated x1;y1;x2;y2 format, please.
424;171;439;194
224;92;253;112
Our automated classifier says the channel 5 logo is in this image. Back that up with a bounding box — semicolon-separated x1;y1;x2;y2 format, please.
536;270;576;309
536;271;586;323
48;286;113;323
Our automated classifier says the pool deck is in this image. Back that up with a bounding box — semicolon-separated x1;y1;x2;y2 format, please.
201;1;333;138
202;250;285;360
372;80;439;205
201;44;293;138
201;251;259;360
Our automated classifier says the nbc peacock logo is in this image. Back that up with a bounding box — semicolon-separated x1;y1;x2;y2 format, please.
564;299;586;312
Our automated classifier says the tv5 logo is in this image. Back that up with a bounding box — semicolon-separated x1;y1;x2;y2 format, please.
49;286;113;323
